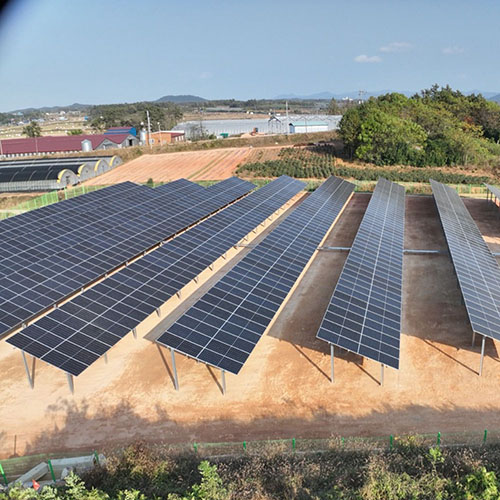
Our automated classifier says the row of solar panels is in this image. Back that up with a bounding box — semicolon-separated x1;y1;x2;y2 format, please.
0;155;121;191
4;176;500;383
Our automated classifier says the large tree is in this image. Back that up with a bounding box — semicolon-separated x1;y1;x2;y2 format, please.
22;121;42;137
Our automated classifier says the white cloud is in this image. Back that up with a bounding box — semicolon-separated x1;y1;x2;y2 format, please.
442;46;464;55
354;54;382;63
380;42;413;53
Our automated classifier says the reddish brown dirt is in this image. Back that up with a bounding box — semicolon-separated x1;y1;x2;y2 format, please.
84;148;253;185
2;195;500;458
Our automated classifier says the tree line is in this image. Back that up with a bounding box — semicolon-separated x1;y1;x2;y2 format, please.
339;85;500;168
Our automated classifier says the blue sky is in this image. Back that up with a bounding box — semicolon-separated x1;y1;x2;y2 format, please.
1;0;500;111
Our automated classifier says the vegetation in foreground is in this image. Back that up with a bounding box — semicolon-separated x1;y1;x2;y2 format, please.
4;441;500;499
237;146;494;185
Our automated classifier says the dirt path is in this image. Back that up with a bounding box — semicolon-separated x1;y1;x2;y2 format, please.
84;147;253;185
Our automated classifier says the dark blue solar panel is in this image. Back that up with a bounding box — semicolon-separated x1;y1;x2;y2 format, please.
156;176;355;374
7;176;303;375
0;177;254;336
431;179;500;342
316;178;405;369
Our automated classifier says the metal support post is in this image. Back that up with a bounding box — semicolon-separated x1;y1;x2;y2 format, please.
330;344;334;383
221;369;226;395
472;331;476;347
380;364;385;386
156;308;161;317
66;373;74;394
103;353;108;364
479;335;486;376
170;348;179;390
21;351;33;389
132;328;137;339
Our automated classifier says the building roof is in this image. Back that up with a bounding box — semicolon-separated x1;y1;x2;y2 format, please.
105;126;136;135
0;134;132;156
290;122;329;127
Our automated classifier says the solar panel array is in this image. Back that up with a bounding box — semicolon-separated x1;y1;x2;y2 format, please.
0;177;254;336
316;178;405;369
486;183;500;201
431;179;500;342
7;176;302;376
157;176;355;374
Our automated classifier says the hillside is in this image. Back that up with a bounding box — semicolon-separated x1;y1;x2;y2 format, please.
155;94;207;103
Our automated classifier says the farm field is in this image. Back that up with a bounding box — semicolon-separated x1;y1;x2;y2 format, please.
83;147;253;185
1;193;500;459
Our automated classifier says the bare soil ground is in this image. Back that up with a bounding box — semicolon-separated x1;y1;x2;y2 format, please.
83;148;252;185
2;195;500;459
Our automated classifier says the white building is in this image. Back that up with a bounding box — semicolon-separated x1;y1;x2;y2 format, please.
289;121;329;134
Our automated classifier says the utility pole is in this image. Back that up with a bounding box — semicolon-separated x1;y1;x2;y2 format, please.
286;100;290;135
146;110;152;150
358;90;366;104
158;121;162;147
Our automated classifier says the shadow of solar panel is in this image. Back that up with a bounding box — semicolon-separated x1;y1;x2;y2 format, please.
316;178;405;369
156;176;355;375
7;176;303;376
431;179;500;342
0;178;254;337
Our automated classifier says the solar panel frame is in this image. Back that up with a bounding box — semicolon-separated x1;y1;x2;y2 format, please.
431;179;500;342
156;176;355;375
315;178;405;369
485;183;500;201
7;176;304;376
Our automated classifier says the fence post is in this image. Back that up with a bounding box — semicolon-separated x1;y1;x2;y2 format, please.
292;438;296;451
437;432;441;446
243;441;247;451
483;429;488;444
47;459;56;482
389;435;393;450
0;463;7;486
193;443;198;453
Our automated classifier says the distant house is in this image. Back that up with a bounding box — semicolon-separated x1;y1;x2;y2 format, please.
289;121;329;134
0;133;139;157
148;130;185;146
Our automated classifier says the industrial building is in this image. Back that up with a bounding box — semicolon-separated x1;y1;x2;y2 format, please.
289;121;329;134
147;130;185;146
0;133;138;158
0;155;121;191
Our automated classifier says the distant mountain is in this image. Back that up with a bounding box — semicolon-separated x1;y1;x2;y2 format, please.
276;90;500;101
155;94;207;103
275;90;414;100
10;103;90;114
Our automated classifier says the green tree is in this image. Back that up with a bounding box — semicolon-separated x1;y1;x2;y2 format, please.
22;121;42;138
68;129;84;135
355;109;427;165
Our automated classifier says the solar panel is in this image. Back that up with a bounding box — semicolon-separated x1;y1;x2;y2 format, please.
156;176;355;375
7;176;304;376
316;178;405;369
486;183;500;201
431;179;500;342
0;178;254;336
154;179;206;196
